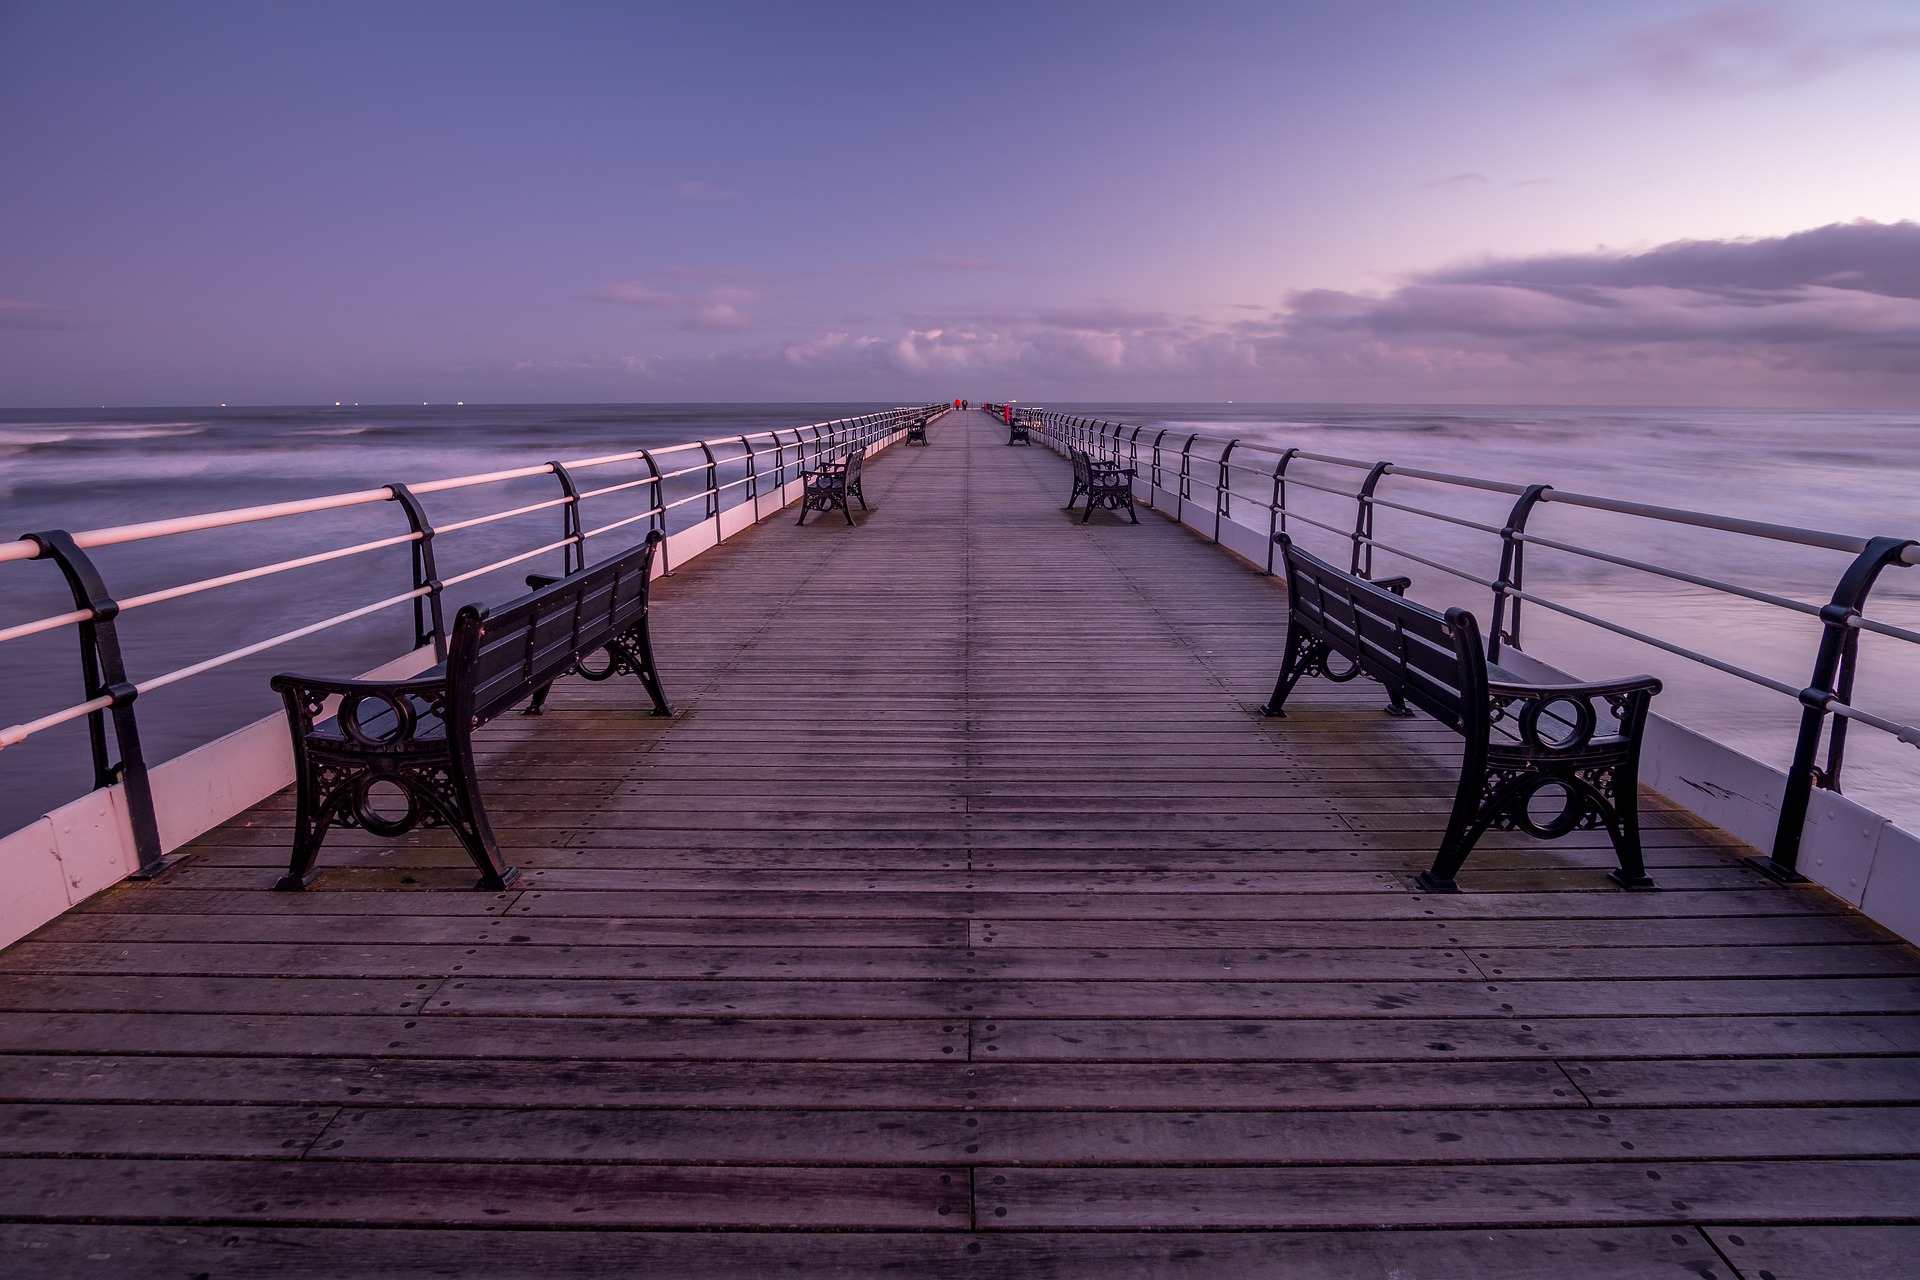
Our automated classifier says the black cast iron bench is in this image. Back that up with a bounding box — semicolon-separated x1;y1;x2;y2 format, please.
1067;448;1139;524
1262;533;1661;893
905;416;929;445
1008;415;1031;445
270;530;673;891
796;448;867;525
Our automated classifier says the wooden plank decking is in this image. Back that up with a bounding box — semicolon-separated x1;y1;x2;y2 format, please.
2;409;1918;1277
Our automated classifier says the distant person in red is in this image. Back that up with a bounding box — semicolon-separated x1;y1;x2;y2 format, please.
1004;405;1013;424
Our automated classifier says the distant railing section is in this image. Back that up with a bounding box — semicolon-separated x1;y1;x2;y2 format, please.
1030;408;1919;880
0;405;946;871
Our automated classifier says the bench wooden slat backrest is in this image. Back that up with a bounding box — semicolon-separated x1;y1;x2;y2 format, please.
1280;536;1486;734
447;531;661;730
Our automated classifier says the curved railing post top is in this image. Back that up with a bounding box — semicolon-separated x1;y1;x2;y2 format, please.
16;527;166;873
544;460;585;576
1502;483;1553;534
1349;462;1392;579
1488;484;1552;662
1766;533;1920;879
383;484;446;661
1827;536;1917;618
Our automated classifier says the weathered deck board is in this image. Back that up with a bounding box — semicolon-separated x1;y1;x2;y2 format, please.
3;409;1917;1277
0;1224;1729;1279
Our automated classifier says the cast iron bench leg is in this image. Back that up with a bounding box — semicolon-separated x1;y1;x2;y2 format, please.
611;629;675;717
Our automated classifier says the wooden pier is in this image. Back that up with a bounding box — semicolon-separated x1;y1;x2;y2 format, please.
2;410;1918;1277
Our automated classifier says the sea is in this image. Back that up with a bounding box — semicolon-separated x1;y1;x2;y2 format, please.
3;402;1917;839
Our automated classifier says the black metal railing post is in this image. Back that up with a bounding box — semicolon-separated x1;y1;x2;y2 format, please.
1760;535;1918;880
1487;484;1551;663
634;449;667;573
1215;439;1239;544
385;485;446;660
1351;462;1391;579
1266;448;1299;575
1177;434;1197;523
739;434;759;522
698;441;721;539
24;529;168;877
546;461;584;576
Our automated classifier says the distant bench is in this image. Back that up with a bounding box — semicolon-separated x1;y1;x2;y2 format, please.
1262;533;1661;892
271;530;673;891
1067;448;1139;524
904;416;930;445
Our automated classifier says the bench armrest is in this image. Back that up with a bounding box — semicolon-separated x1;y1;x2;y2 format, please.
270;670;452;737
271;671;448;700
1484;673;1662;752
1374;575;1412;596
1486;673;1662;701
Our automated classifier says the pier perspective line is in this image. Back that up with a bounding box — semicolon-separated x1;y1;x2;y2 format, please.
0;407;1916;1275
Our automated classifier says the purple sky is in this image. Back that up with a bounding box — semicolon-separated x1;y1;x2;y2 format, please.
2;0;1917;407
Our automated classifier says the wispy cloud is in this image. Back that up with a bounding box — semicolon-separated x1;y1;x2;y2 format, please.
1566;3;1920;93
593;278;770;332
1422;173;1490;191
674;179;736;200
0;298;86;330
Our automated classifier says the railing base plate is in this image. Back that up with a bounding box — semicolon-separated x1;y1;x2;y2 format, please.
1744;854;1811;884
127;854;189;882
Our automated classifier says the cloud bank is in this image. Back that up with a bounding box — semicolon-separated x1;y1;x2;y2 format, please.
553;222;1920;405
595;278;770;332
1275;220;1920;385
1566;3;1920;93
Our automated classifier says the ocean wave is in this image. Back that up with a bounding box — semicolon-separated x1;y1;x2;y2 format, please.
0;422;207;447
